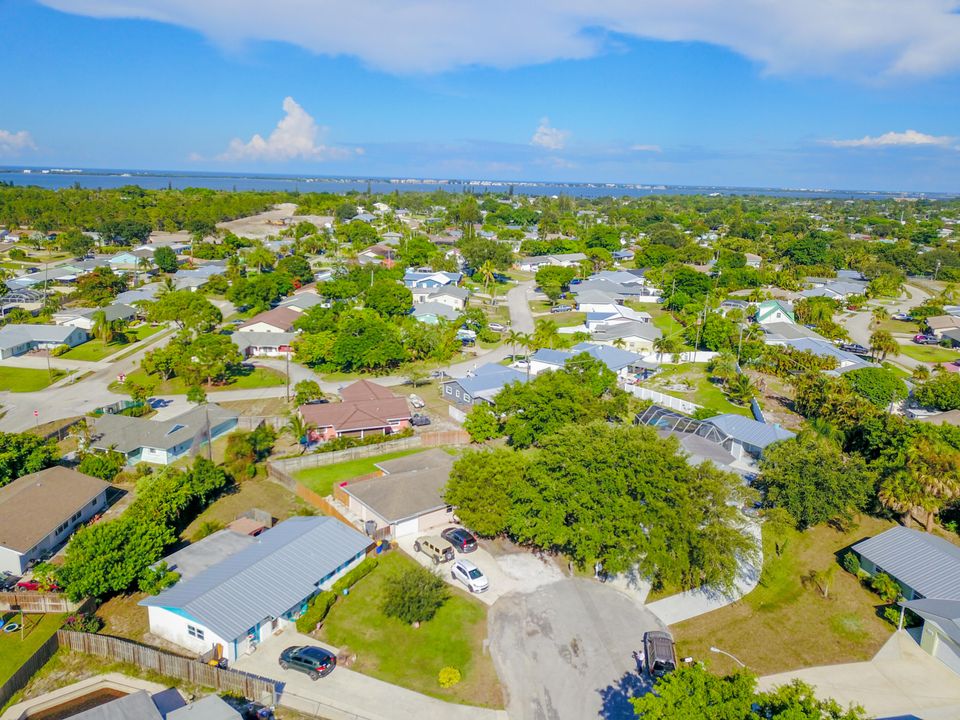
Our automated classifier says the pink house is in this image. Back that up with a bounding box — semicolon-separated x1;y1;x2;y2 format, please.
300;380;411;442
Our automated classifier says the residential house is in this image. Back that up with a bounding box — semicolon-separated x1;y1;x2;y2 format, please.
173;262;227;292
612;249;635;262
442;363;527;406
926;315;960;339
357;244;398;267
528;342;644;379
853;525;960;673
583;322;662;355
0;467;110;575
140;516;370;661
744;253;762;268
702;414;795;459
300;380;411;442
516;253;587;272
236;307;300;333
799;279;868;301
780;337;874;375
341;449;456;539
411;285;470;311
90;403;239;465
53;303;138;331
115;284;161;306
411;302;459;324
0;324;87;359
719;299;752;316
755;300;795;326
230;331;296;358
403;270;462;289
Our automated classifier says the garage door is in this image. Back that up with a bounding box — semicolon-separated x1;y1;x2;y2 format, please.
934;629;960;675
395;517;420;538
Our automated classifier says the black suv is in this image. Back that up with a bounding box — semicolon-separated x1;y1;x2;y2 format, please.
279;645;336;680
441;527;478;553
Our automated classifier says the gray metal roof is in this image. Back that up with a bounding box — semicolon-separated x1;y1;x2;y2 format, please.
160;529;257;581
902;599;960;645
69;690;162;720
141;517;371;642
167;694;241;720
704;414;795;450
854;526;960;601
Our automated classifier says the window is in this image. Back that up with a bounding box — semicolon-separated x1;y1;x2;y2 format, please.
54;521;69;536
463;394;471;403
187;625;205;640
445;386;452;395
90;497;98;507
70;510;82;523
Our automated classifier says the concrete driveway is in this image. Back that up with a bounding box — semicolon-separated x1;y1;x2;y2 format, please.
758;630;960;719
395;535;563;606
233;629;507;720
488;578;665;720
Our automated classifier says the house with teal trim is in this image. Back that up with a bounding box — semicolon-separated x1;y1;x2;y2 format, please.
755;300;795;326
140;517;370;661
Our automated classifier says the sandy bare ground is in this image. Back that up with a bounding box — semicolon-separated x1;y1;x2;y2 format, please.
217;202;333;240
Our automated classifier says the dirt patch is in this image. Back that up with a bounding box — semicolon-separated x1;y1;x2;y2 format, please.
745;370;805;431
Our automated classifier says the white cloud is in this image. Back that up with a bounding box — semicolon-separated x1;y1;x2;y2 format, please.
827;129;957;149
215;97;360;162
531;118;570;151
0;129;37;156
38;0;960;78
630;144;662;153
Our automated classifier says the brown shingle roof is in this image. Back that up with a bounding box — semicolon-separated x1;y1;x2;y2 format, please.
238;306;300;331
0;467;110;554
340;379;397;402
300;397;410;432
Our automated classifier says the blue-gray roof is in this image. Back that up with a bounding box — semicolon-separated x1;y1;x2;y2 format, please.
140;517;370;641
853;526;960;601
570;342;643;371
531;348;573;366
704;414;795;450
453;364;526;397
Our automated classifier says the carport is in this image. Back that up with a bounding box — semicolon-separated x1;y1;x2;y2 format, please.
901;598;960;675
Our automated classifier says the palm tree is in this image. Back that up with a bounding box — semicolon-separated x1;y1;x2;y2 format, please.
653;335;682;364
612;337;627;350
871;306;889;327
157;276;176;296
506;329;523;359
726;374;756;404
912;365;931;383
707;352;738;384
245;243;275;274
284;413;314;454
91;310;116;343
136;256;153;287
478;261;496;302
533;319;560;350
869;329;899;361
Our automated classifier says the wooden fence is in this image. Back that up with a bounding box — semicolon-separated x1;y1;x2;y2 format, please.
0;591;86;614
56;631;278;704
0;632;59;709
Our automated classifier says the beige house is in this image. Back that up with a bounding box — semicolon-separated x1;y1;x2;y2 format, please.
926;315;960;339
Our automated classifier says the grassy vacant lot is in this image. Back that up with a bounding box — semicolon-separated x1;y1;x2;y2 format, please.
320;552;503;708
673;515;896;676
875;318;921;335
61;325;162;362
897;344;960;363
645;363;752;417
295;448;425;497
0;366;67;392
0;612;64;686
628;301;686;339
111;366;286;395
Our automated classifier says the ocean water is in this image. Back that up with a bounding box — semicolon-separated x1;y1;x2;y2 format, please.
0;167;952;200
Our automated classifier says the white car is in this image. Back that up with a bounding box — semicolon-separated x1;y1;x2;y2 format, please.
451;559;489;593
408;394;425;408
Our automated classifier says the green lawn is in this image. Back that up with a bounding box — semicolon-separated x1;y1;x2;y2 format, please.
875;318;920;335
295;448;425;497
897;344;960;363
319;552;502;708
0;367;67;392
110;365;286;395
628;302;686;338
60;325;162;362
646;363;752;417
0;612;64;686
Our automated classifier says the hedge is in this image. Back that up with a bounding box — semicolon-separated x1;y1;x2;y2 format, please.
332;557;378;595
296;591;337;633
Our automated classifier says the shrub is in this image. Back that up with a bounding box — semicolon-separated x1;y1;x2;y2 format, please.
51;344;70;357
331;557;378;596
78;450;127;481
192;520;225;541
881;606;902;627
438;667;462;688
317;428;413;454
296;591;337;634
870;572;902;603
62;613;104;633
842;551;861;576
382;564;449;625
138;563;180;595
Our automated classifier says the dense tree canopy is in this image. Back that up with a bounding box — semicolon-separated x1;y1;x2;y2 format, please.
0;432;59;488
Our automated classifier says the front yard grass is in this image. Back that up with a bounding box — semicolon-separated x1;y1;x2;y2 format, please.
0;366;67;392
672;515;896;676
319;552;503;708
897;344;960;363
295;448;426;498
627;302;686;339
110;366;286;395
0;612;64;686
61;325;162;362
645;363;752;417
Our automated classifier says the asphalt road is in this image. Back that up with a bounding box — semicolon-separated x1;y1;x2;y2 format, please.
488;578;664;720
845;282;932;370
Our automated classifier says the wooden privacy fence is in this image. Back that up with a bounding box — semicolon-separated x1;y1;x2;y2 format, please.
0;592;87;614
0;632;59;709
56;631;279;704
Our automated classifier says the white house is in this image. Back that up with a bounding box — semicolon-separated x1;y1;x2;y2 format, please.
140;517;370;661
411;285;469;311
231;331;296;358
236;307;299;333
0;324;88;360
53;303;137;331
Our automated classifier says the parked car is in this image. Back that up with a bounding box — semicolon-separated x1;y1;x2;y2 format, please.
279;645;336;680
413;536;455;564
892;313;914;322
0;571;18;591
839;343;870;355
914;334;940;345
441;527;478;553
408;394;425;408
411;413;431;427
643;630;677;678
451;559;489;593
15;579;59;592
488;322;506;332
550;305;573;313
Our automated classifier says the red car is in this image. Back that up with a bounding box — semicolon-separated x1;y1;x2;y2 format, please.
16;580;59;592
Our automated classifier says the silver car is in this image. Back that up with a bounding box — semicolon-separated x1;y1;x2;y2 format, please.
451;559;489;593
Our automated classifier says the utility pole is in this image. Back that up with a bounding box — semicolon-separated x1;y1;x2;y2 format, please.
285;348;291;403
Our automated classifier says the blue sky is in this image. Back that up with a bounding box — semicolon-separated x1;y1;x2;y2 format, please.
2;0;960;191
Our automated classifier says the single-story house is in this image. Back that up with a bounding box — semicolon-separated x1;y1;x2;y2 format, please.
90;403;239;465
516;253;587;272
230;331;296;358
744;253;762;268
403;270;462;289
411;285;470;311
528;342;644;379
573;290;626;313
173;263;227;292
357;244;398;266
702;414;795;459
237;307;300;333
779;337;874;375
612;249;635;262
927;315;960;339
0;467;110;575
278;292;326;313
0;324;88;359
115;284;161;306
755;300;795;326
159;528;257;581
411;301;459;324
442;363;527;406
140;516;371;661
853;525;960;673
341;449;456;539
583;321;662;355
300;380;411;442
53;303;138;331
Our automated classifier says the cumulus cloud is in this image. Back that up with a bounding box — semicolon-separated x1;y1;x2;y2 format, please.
37;0;960;78
826;129;957;149
531;118;570;151
214;97;360;162
0;129;37;156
